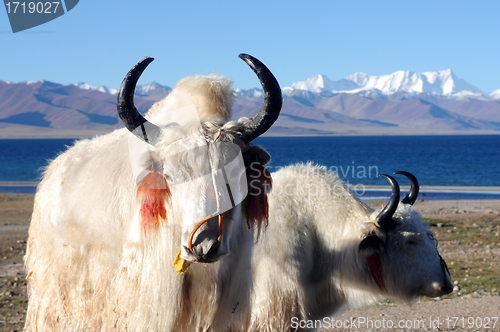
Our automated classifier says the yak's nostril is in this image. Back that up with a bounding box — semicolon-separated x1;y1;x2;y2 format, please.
432;282;442;292
431;282;453;296
192;241;221;263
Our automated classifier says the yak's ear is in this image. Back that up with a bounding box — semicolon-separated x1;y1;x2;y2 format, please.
359;234;386;255
241;145;271;168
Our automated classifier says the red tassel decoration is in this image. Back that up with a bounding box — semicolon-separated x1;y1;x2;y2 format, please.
366;254;387;292
136;170;171;239
245;163;272;240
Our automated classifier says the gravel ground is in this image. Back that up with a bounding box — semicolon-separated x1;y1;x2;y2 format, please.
317;297;500;331
0;194;499;332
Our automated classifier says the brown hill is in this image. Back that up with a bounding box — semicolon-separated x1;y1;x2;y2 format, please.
1;80;500;138
0;80;164;133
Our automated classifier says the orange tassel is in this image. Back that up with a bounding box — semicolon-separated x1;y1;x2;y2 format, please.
136;170;171;239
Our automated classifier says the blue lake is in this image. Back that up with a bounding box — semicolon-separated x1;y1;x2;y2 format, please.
253;135;500;187
1;135;500;199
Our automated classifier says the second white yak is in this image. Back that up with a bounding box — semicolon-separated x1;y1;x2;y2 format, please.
247;163;452;332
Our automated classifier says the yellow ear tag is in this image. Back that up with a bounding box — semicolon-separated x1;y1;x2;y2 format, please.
172;246;192;275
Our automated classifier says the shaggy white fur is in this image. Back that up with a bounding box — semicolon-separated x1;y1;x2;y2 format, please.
246;163;452;332
24;75;269;331
147;74;234;123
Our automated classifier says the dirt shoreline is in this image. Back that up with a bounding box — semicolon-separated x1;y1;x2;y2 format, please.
1;193;499;331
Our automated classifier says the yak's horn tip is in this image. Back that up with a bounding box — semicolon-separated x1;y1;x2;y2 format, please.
238;53;262;67
140;57;155;65
393;171;419;205
238;53;254;65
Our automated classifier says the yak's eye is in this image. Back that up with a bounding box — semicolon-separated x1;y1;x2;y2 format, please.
405;239;419;246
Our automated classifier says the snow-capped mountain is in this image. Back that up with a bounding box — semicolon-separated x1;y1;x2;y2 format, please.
74;82;118;95
135;82;171;96
287;70;484;98
291;74;358;93
488;89;500;100
73;81;171;96
234;88;264;98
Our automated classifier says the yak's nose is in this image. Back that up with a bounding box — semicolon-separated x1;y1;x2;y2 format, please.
440;254;453;295
430;281;453;296
428;254;453;296
191;237;221;263
188;215;225;263
180;238;228;264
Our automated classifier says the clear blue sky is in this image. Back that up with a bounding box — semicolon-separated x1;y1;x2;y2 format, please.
1;0;500;92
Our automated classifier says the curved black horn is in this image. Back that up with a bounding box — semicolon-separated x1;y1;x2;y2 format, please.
117;57;161;145
237;54;283;143
395;171;419;205
377;174;400;230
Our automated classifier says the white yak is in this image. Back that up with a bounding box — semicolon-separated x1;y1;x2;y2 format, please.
24;54;281;331
247;163;453;331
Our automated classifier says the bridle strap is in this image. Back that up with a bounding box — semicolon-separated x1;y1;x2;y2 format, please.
188;215;223;254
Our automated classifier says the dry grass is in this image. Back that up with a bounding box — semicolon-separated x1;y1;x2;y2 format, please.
427;215;500;299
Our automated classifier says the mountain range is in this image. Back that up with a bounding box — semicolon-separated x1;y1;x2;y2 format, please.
287;70;487;97
1;69;500;138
